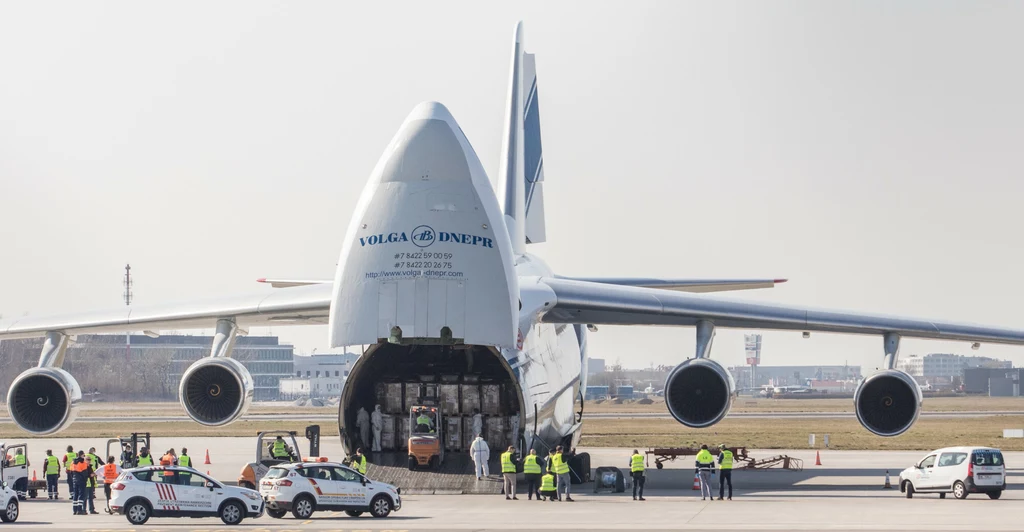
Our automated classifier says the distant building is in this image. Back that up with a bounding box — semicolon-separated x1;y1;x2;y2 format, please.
898;353;1011;380
964;368;1022;396
587;358;606;375
729;365;861;389
283;353;361;400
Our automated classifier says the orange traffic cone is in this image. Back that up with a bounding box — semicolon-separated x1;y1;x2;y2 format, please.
692;472;701;490
815;451;822;466
883;470;892;489
204;449;211;465
32;470;37;481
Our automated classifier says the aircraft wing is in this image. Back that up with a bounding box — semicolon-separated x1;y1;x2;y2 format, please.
539;278;1024;345
554;276;787;293
0;284;332;340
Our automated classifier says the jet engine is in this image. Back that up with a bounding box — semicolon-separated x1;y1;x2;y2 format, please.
179;357;254;426
6;367;82;435
664;358;736;428
854;369;922;437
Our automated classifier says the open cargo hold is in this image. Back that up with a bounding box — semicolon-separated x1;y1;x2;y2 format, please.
340;343;522;455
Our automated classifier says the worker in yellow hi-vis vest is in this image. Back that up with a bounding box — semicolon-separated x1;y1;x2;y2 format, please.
717;444;734;500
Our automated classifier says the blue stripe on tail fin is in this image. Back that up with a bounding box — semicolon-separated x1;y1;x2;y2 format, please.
523;52;546;244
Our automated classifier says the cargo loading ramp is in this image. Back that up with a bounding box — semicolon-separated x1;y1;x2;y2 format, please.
364;452;504;494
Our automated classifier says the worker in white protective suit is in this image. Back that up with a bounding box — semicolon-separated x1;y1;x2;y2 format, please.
356;407;371;450
371;405;383;452
469;434;490;480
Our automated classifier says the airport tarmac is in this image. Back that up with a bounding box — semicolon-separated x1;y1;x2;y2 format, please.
5;444;1021;530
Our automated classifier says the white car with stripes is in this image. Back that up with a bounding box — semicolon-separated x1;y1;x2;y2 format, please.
259;462;401;519
109;466;264;525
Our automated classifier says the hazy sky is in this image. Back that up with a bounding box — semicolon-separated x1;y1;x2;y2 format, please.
2;1;1023;373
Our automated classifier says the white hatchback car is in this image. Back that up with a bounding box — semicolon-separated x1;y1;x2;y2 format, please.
0;479;17;523
110;466;264;525
259;462;401;520
899;446;1006;500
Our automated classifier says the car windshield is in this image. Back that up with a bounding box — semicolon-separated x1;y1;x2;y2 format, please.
972;451;1004;466
264;468;289;480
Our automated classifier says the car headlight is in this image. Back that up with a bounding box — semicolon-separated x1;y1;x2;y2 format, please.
242;492;261;501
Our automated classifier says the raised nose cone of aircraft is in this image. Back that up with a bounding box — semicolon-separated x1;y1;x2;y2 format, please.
405;100;458;127
381;101;471;184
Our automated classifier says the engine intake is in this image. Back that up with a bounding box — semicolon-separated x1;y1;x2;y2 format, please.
854;369;922;437
179;357;253;426
6;367;82;435
664;358;736;428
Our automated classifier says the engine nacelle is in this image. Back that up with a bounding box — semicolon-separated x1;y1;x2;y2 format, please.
854;369;922;437
664;358;736;428
6;367;82;435
179;357;254;426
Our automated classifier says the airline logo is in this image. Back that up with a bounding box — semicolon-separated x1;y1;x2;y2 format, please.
359;225;494;249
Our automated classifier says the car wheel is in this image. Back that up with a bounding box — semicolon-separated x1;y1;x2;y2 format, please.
345;510;363;517
987;491;1002;500
939;493;946;499
291;495;315;519
267;508;287;518
219;500;245;525
1;498;18;523
953;481;968;500
125;499;151;525
904;482;914;499
370;494;392;518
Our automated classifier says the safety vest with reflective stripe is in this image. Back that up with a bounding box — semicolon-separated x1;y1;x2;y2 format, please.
88;453;101;468
65;452;76;470
86;469;95;488
137;455;153;466
357;455;367;475
501;452;516;473
46;455;60;475
273;440;288;457
551;453;569;475
14;454;25;466
631;453;645;473
696;450;714;470
178;454;191;468
103;464;119;484
523;455;541;474
720;450;734;470
540;474;556;491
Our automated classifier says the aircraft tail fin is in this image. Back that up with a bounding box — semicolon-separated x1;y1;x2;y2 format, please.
498;21;547;253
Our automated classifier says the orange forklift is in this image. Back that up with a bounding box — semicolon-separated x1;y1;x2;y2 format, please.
407;402;443;470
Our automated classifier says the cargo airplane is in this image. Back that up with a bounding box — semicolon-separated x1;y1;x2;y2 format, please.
4;23;1024;459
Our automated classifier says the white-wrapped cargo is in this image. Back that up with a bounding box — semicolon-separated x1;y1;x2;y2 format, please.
379;414;396;450
381;382;403;414
396;417;409;451
445;416;462;451
486;416;507;451
462;416;477;449
403;383;421;411
461;384;481;414
439;384;460;415
481;384;500;415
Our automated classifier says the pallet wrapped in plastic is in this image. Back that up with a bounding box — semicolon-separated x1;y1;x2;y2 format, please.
379;382;403;414
486;416;507;451
379;414;396;450
460;384;481;414
395;417;409;451
481;384;501;415
445;416;462;451
439;384;460;415
403;383;421;411
462;416;478;449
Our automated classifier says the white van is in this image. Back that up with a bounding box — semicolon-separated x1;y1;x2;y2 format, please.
899;446;1005;499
